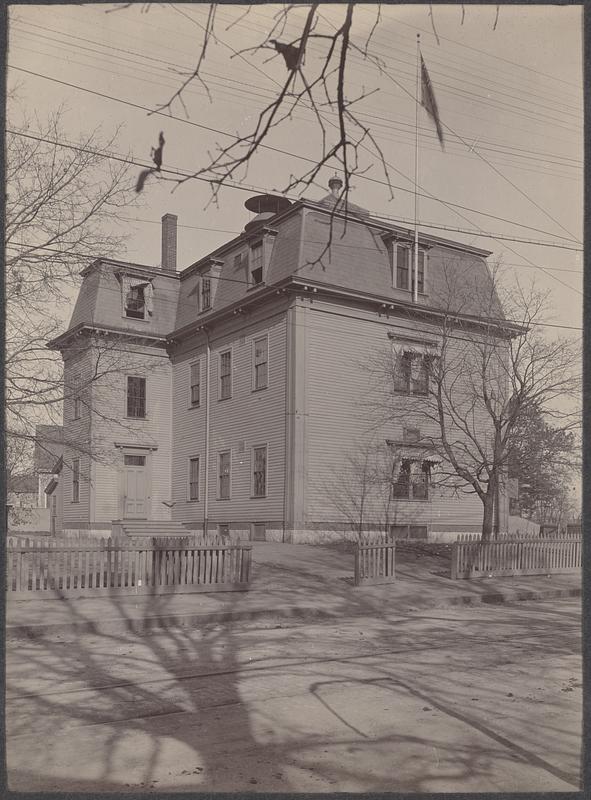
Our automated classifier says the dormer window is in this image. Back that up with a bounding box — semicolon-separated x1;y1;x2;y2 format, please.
121;276;154;320
394;245;425;293
126;284;145;319
250;243;264;286
201;277;211;311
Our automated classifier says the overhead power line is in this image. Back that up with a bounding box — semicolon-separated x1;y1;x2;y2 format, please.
7;126;583;254
9;65;581;244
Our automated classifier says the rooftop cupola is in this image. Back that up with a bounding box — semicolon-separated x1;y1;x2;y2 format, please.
328;174;343;197
244;193;291;233
318;175;370;217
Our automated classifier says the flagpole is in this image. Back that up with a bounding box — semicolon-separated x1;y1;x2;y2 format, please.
413;33;420;304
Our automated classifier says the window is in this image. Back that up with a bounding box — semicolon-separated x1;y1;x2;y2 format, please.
413;251;425;294
190;361;200;407
188;457;199;501
396;245;409;290
393;352;429;396
394;246;425;293
127;376;146;418
393;352;412;393
392;460;430;501
72;458;80;503
403;427;421;443
253;336;268;390
73;395;81;420
250;243;263;285
218;451;231;499
201;277;211;311
219;350;232;400
252;446;267;497
125;284;146;319
124;454;146;466
412;358;429;396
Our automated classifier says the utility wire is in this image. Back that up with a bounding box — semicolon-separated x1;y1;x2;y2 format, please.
12;23;583;168
7;126;583;253
9;65;581;243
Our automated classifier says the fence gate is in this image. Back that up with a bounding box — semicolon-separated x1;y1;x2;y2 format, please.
354;535;396;586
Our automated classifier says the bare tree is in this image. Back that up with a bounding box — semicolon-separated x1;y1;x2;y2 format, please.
370;269;581;541
5;104;143;468
323;440;401;538
110;3;501;208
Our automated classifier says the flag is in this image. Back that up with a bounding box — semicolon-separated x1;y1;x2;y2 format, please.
420;54;445;149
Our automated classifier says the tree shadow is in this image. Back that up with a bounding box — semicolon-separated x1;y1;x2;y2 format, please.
5;544;582;793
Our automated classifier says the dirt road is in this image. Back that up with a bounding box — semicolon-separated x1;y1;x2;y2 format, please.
6;598;581;793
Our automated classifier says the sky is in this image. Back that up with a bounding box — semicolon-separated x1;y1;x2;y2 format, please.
6;3;583;335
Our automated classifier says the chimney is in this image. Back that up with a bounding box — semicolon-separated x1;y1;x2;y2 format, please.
161;213;178;271
328;175;343;198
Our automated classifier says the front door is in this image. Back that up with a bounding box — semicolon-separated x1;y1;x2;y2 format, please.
123;454;147;518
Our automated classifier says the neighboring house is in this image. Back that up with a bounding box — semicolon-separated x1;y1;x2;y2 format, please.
33;425;64;507
49;183;510;542
7;473;38;508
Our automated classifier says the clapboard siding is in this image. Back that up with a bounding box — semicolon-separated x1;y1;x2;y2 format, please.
171;304;288;528
62;350;93;529
302;300;491;531
89;343;173;523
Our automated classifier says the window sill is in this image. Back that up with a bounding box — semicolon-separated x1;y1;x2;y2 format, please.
186;498;200;503
218;396;232;402
251;495;267;500
126;416;149;421
188;404;201;410
252;386;268;393
217;497;231;502
123;315;151;323
246;283;265;292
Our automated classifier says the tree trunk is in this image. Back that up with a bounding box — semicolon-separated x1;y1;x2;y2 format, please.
481;492;495;541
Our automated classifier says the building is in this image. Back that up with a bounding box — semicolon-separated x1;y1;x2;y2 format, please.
49;180;509;542
33;425;64;508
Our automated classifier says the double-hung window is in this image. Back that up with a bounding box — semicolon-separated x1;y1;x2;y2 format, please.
393;352;429;396
72;458;80;503
395;246;425;293
412;358;429;395
190;361;200;407
219;350;232;400
253;336;268;390
219;451;231;499
73;395;81;420
125;284;146;319
396;246;410;290
393;352;412;393
188;457;199;501
201;277;211;311
127;376;146;418
392;460;430;501
252;446;267;497
250;243;263;285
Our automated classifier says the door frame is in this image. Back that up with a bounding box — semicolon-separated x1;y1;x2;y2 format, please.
118;445;154;520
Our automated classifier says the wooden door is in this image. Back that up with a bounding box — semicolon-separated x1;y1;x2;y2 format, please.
124;454;147;518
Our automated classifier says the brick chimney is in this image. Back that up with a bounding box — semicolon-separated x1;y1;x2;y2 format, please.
161;213;178;271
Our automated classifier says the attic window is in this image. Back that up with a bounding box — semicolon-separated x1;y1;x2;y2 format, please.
122;276;153;319
250;243;263;286
126;285;145;319
201;277;211;311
